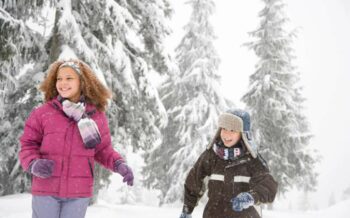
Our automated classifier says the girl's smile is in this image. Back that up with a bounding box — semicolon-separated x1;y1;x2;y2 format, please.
56;67;81;102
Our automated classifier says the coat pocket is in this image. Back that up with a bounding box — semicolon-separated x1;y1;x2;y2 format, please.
69;156;94;178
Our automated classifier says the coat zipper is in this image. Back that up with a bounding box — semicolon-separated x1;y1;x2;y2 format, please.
65;120;75;195
225;157;250;169
225;157;250;201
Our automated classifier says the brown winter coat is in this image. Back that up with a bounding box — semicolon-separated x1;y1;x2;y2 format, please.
184;147;278;218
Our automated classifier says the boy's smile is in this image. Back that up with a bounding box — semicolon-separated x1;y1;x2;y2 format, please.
220;128;241;147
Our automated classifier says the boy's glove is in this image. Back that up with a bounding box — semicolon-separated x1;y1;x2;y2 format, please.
179;204;193;218
114;160;134;186
179;213;192;218
231;192;255;212
30;159;55;179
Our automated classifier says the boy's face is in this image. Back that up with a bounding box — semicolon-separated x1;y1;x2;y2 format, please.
220;128;241;147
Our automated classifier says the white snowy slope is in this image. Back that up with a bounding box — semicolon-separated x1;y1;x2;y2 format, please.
1;194;349;218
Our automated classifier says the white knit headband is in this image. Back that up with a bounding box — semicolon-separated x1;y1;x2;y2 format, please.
59;61;81;75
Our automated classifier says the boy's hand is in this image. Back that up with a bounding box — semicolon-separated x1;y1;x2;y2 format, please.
180;204;193;218
231;192;255;212
179;213;192;218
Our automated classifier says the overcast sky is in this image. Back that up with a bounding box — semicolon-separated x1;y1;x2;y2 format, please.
167;0;350;209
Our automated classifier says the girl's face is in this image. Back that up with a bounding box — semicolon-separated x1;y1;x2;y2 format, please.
56;67;81;102
220;128;241;147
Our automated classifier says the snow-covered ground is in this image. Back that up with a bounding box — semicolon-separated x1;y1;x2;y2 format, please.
1;193;349;218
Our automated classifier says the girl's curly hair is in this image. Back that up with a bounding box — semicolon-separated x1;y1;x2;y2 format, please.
40;59;112;112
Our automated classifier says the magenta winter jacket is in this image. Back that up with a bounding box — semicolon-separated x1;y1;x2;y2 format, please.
19;97;123;198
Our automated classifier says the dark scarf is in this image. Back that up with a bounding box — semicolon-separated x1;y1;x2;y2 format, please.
213;139;245;160
58;95;101;149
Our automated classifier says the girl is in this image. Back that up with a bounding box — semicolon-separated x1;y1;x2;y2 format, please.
179;109;278;218
19;60;134;218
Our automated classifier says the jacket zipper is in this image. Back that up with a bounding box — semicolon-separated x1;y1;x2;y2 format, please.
225;157;250;169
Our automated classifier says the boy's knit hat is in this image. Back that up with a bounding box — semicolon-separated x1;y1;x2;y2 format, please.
209;109;258;158
218;112;244;132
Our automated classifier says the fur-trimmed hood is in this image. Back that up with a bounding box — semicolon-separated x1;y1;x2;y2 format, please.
208;109;258;158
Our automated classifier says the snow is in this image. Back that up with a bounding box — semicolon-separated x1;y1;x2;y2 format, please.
15;63;34;80
59;45;79;60
1;193;349;218
25;2;55;37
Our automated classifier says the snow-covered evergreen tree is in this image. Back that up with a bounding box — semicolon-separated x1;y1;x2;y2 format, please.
122;0;173;74
242;0;318;194
0;0;172;200
0;1;47;195
144;0;230;204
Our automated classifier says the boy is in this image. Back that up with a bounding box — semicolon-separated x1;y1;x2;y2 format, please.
179;109;278;218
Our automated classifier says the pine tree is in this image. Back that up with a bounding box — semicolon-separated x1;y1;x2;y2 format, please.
0;1;48;195
143;0;230;204
0;0;172;200
122;0;173;74
242;0;318;194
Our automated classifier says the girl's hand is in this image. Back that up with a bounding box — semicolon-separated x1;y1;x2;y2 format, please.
114;160;134;186
30;159;55;179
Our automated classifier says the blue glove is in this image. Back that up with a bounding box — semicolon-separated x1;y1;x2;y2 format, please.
231;192;255;212
179;213;192;218
180;205;193;218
